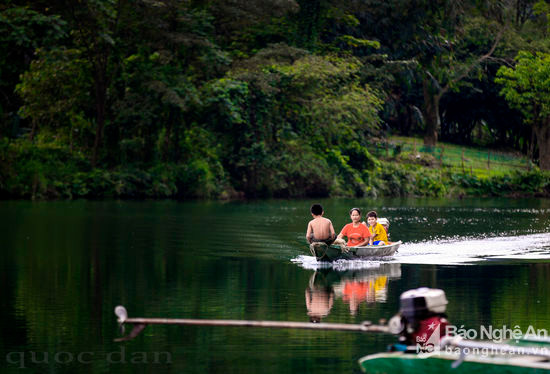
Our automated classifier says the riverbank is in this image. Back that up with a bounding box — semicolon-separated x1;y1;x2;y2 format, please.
2;138;550;200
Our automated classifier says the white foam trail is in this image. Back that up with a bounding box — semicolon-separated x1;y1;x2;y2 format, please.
291;255;394;271
395;233;550;265
291;233;550;268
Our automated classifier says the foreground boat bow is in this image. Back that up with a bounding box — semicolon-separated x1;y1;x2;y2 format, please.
359;335;550;373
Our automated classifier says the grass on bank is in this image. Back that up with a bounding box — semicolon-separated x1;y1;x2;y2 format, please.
369;136;530;178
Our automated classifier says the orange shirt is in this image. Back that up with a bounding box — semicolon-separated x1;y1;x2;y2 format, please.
340;223;371;246
342;281;370;303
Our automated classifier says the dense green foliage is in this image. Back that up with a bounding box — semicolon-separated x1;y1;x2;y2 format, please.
2;0;550;199
496;51;550;169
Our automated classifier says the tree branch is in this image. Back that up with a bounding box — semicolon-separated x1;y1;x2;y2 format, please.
485;55;514;67
441;27;504;96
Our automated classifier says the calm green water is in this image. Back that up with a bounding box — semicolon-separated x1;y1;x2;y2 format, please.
2;198;550;373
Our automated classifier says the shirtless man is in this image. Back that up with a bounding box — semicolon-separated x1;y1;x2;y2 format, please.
306;204;336;245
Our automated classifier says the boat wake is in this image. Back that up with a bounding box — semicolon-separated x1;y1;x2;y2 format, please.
292;233;550;268
396;232;550;265
291;255;396;271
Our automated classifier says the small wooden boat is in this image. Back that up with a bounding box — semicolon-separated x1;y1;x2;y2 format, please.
310;241;401;262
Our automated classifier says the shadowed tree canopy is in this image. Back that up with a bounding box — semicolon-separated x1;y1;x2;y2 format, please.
3;0;550;198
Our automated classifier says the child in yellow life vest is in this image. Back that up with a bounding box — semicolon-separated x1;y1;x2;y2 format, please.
364;210;388;245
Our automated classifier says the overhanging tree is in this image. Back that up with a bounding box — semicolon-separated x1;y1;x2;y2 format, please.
496;51;550;170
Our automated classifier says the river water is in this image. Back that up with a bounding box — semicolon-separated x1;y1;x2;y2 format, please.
2;198;550;373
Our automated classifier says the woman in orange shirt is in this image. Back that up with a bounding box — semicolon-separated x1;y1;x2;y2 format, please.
337;207;372;247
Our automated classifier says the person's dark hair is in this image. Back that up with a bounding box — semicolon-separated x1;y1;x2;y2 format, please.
349;207;361;216
309;316;321;323
367;210;377;218
310;204;323;216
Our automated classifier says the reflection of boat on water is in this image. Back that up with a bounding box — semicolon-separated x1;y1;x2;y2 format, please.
310;241;402;262
312;263;401;288
310;263;401;316
331;262;402;281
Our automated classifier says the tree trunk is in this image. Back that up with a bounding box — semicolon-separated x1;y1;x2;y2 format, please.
422;76;441;147
534;118;550;170
419;31;502;147
29;120;37;141
162;109;175;162
528;126;536;163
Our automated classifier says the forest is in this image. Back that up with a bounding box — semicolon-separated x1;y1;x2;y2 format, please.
2;0;550;199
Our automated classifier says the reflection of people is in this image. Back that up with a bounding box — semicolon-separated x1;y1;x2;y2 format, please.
305;272;334;322
342;281;369;315
336;208;371;247
306;204;336;245
364;211;388;245
373;276;388;302
340;276;389;315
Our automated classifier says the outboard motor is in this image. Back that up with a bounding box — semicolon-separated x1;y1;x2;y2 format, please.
388;287;449;351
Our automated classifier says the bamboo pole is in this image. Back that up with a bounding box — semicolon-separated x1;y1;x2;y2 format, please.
119;317;387;332
114;306;389;341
